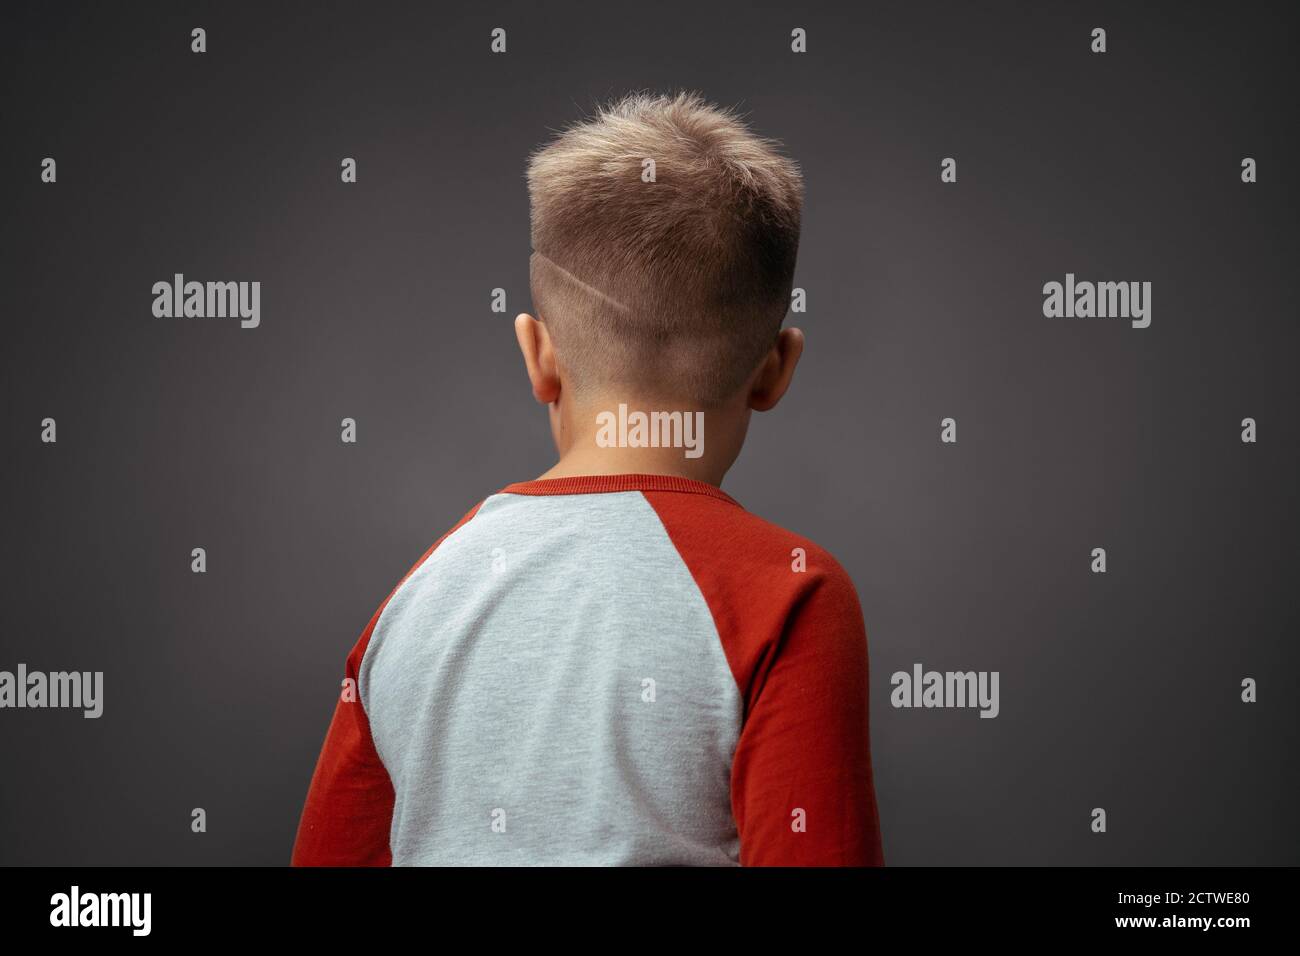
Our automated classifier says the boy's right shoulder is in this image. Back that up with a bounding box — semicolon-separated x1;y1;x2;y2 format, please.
639;487;868;708
639;487;861;608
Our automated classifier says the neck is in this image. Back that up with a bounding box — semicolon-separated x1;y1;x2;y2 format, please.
537;395;750;487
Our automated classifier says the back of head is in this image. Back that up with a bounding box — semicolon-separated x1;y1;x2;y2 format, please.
527;92;804;408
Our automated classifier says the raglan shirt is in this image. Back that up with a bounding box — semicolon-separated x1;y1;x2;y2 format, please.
291;474;883;867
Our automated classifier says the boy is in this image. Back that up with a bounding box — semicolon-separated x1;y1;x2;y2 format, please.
291;92;883;866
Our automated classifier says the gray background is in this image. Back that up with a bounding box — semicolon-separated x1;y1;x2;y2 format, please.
2;0;1296;865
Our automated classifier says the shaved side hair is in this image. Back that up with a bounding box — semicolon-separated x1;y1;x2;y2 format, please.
527;91;804;407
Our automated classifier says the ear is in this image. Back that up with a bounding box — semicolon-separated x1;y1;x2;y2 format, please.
747;327;805;412
514;313;561;404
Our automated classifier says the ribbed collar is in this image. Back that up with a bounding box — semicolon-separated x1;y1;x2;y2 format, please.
499;473;740;506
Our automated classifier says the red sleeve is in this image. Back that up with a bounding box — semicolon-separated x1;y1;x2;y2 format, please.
290;504;481;866
290;602;396;867
644;490;884;866
729;567;882;865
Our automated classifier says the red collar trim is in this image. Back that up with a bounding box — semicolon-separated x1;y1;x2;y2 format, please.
498;473;740;506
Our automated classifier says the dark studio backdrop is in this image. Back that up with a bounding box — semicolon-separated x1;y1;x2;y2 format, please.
1;1;1296;866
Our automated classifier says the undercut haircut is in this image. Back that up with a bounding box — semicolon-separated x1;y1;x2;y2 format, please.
527;91;804;407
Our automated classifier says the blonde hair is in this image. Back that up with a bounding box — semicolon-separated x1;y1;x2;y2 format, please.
527;91;803;407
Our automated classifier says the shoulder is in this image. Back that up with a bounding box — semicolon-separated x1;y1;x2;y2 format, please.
641;488;857;595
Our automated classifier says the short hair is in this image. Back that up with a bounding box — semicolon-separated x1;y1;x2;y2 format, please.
527;91;803;407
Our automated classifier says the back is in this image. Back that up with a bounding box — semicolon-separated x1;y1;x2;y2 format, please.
292;474;883;866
